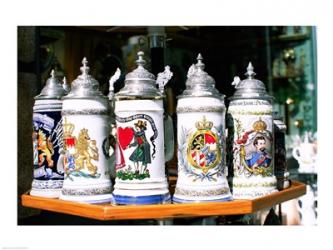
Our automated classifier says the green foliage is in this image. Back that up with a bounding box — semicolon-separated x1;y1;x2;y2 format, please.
116;168;150;180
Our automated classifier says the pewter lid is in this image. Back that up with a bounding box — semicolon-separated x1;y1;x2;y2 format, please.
63;58;106;100
229;62;273;100
116;51;172;100
178;54;222;99
35;69;67;100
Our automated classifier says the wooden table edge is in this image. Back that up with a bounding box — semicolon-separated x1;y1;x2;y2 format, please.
21;180;307;221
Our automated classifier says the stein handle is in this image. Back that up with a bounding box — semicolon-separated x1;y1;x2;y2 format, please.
108;68;121;100
107;123;117;178
157;66;174;162
292;147;301;161
164;114;174;162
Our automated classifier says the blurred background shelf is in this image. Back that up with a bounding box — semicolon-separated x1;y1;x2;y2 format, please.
21;180;306;221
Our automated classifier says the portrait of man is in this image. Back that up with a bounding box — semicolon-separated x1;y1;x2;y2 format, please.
246;136;272;169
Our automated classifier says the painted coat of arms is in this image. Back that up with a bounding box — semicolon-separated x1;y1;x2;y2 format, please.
187;116;221;173
63;118;101;180
32;112;64;180
178;116;223;182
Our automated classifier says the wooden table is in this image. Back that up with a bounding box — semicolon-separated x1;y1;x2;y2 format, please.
21;180;306;221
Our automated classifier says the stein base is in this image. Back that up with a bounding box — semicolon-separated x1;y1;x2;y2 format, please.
172;195;233;204
232;176;278;199
112;193;171;205
59;193;114;204
232;189;278;200
30;188;61;198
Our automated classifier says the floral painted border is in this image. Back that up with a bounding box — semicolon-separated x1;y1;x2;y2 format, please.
232;181;277;188
31;180;63;189
175;187;230;197
62;109;109;116
228;110;272;116
61;186;112;196
177;106;224;113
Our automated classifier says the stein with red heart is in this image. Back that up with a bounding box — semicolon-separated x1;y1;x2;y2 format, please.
112;51;173;205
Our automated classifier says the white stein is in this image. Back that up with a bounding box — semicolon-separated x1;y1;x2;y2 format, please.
292;132;316;173
59;58;113;203
173;54;232;203
112;51;173;205
227;63;278;199
31;70;67;198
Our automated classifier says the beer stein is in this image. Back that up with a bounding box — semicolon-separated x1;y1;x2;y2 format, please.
59;58;113;203
227;63;277;199
31;70;67;198
173;54;232;203
112;51;173;205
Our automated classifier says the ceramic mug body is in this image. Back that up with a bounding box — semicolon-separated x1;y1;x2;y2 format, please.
227;98;277;199
30;99;64;198
112;99;170;205
173;97;232;203
59;98;113;203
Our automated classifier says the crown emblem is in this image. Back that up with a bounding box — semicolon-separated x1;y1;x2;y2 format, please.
195;116;213;130
63;117;75;138
81;128;88;134
252;117;267;131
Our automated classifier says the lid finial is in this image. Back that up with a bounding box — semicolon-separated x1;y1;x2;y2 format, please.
80;57;90;75
196;53;205;71
245;62;256;79
136;51;146;68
